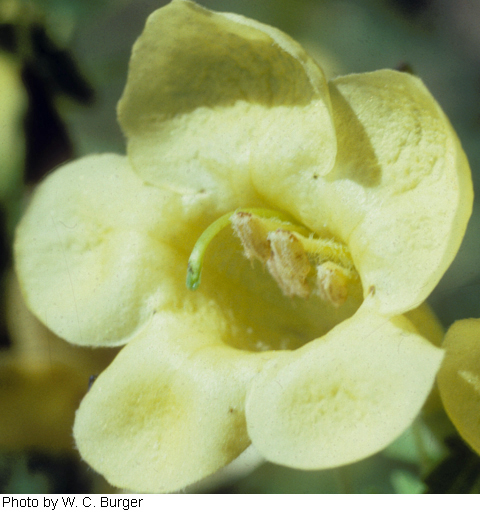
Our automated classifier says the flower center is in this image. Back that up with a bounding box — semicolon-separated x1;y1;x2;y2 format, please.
187;208;361;308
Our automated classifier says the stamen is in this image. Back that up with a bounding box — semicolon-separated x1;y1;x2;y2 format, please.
186;207;361;307
231;212;271;262
316;261;351;307
299;236;355;270
267;230;311;298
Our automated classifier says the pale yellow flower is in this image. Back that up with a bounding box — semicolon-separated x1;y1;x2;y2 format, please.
437;319;480;455
14;0;472;493
0;52;26;205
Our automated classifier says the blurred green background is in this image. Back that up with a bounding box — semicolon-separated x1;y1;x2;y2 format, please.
1;0;480;493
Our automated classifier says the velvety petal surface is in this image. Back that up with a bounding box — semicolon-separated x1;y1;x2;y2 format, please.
14;154;191;347
74;310;277;493
246;309;444;469
255;70;473;316
5;269;119;372
437;319;480;454
118;0;336;213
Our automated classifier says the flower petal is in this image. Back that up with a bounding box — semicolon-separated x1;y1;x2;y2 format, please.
14;154;190;347
334;71;473;315
256;70;473;315
246;309;443;469
404;302;444;347
118;0;336;212
437;319;480;454
6;268;119;370
73;310;276;493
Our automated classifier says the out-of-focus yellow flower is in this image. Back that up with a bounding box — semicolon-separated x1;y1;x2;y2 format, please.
437;319;480;455
0;52;26;205
14;0;472;493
